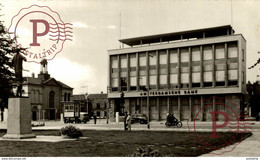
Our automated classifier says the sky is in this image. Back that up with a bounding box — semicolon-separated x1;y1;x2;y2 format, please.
0;0;260;94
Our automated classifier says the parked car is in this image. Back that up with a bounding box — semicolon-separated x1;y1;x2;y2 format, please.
131;114;148;124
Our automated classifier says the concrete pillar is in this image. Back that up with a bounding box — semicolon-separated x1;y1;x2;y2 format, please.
188;47;192;89
118;55;121;91
177;48;180;88
200;45;203;88
136;52;140;91
200;96;204;121
146;51;149;90
189;96;192;121
127;54;130;91
224;43;228;87
212;44;216;87
213;96;216;120
3;97;36;139
125;99;130;113
178;96;181;120
157;97;160;121
166;49;170;89
156;50;159;90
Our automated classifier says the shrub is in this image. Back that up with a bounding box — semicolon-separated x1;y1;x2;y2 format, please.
60;125;83;138
131;145;161;157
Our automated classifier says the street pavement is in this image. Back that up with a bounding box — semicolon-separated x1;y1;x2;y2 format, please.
0;119;260;157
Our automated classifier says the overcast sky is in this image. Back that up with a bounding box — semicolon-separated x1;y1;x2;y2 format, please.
1;0;260;94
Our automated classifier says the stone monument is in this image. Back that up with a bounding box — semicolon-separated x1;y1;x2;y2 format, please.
3;52;36;139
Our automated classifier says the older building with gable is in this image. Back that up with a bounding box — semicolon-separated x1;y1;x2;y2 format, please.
22;59;73;121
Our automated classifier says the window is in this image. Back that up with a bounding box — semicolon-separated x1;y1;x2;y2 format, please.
203;46;212;60
130;77;136;86
139;54;146;66
192;72;200;83
120;58;127;68
149;52;156;65
180;48;189;62
159;75;167;85
130;55;137;67
49;91;55;108
149;75;156;85
228;70;238;80
139;76;146;86
216;71;225;86
215;44;225;59
111;58;118;68
68;93;71;102
170;49;178;63
228;42;238;58
181;73;189;88
203;71;212;87
204;72;212;82
121;78;127;91
97;111;100;117
97;103;100;110
170;74;178;83
192;72;200;88
242;49;245;62
192;47;200;61
159;51;167;64
111;78;118;87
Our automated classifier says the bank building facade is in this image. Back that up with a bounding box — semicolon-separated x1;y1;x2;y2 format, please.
108;25;246;122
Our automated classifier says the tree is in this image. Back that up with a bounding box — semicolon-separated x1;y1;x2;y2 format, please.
0;16;25;120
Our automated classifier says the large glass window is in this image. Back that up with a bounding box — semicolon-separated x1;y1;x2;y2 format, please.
170;49;178;63
228;70;238;86
139;53;146;66
111;58;118;68
203;45;212;60
228;42;238;58
180;48;189;62
170;74;178;88
130;55;136;67
192;47;200;61
215;70;225;86
149;52;156;65
215;44;225;59
159;75;167;85
181;73;189;88
203;71;212;87
120;57;127;68
192;72;200;88
159;51;167;64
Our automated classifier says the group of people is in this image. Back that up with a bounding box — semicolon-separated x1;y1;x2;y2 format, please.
124;112;132;131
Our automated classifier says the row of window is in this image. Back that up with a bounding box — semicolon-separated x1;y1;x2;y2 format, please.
111;42;239;70
111;69;242;91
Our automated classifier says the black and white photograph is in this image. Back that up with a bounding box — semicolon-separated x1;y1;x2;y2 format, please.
0;0;260;159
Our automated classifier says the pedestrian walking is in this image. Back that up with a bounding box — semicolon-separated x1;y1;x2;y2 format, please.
124;112;128;130
93;113;97;124
126;113;132;131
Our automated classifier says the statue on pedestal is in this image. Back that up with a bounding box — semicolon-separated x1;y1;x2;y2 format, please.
12;52;27;97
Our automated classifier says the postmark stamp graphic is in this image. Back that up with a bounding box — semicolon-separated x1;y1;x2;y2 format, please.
187;96;252;155
9;5;73;63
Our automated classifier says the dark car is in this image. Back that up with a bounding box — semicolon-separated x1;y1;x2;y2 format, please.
131;114;148;124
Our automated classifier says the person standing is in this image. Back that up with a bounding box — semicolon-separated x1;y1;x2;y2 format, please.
124;112;128;130
93;113;97;124
126;113;132;131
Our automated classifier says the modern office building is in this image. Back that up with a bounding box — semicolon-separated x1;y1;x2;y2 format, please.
108;25;246;121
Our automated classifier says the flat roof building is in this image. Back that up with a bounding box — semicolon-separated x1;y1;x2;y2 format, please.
108;25;246;121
